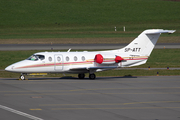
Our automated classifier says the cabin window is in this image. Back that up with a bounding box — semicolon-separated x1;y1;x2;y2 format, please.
57;57;61;61
49;57;52;62
74;56;77;61
66;56;69;61
82;56;85;61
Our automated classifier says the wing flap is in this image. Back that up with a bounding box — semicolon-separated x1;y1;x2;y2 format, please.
88;66;118;70
69;67;89;73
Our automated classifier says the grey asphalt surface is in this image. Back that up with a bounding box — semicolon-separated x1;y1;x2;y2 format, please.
0;43;180;51
0;76;180;120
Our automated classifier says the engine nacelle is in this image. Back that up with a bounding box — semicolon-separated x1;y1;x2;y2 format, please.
94;54;103;64
94;54;124;64
115;56;124;63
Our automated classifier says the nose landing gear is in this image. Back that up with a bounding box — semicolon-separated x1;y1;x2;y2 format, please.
19;73;27;80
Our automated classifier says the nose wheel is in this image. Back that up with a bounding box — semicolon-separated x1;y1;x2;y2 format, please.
19;75;25;80
19;73;27;80
89;73;96;80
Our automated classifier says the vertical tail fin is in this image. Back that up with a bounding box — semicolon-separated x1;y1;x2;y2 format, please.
118;29;175;56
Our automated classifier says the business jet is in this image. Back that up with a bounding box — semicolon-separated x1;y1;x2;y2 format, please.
5;29;175;80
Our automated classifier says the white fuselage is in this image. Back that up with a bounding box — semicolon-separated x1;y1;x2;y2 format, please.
5;51;148;73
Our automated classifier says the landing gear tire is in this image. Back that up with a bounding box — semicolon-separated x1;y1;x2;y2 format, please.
19;75;25;80
89;73;96;80
78;73;85;79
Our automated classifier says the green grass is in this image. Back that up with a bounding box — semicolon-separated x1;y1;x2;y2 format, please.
137;49;180;68
1;0;179;27
0;0;180;39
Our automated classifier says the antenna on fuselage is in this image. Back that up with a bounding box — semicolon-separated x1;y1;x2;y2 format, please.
67;48;71;52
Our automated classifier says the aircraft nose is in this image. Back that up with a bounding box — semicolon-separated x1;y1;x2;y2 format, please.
5;65;14;72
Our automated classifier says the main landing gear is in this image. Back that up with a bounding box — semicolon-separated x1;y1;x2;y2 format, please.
89;73;96;80
78;73;85;79
78;73;96;80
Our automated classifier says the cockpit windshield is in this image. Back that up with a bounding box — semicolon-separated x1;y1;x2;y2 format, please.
27;54;45;61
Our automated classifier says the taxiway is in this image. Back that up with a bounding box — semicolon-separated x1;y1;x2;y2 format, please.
0;76;180;120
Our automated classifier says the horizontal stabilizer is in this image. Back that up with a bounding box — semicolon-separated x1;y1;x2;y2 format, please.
145;29;176;34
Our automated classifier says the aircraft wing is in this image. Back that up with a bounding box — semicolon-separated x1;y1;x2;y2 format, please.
88;66;118;70
69;67;89;73
69;66;118;73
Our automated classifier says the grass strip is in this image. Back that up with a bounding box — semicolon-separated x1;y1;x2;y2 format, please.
0;0;180;39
